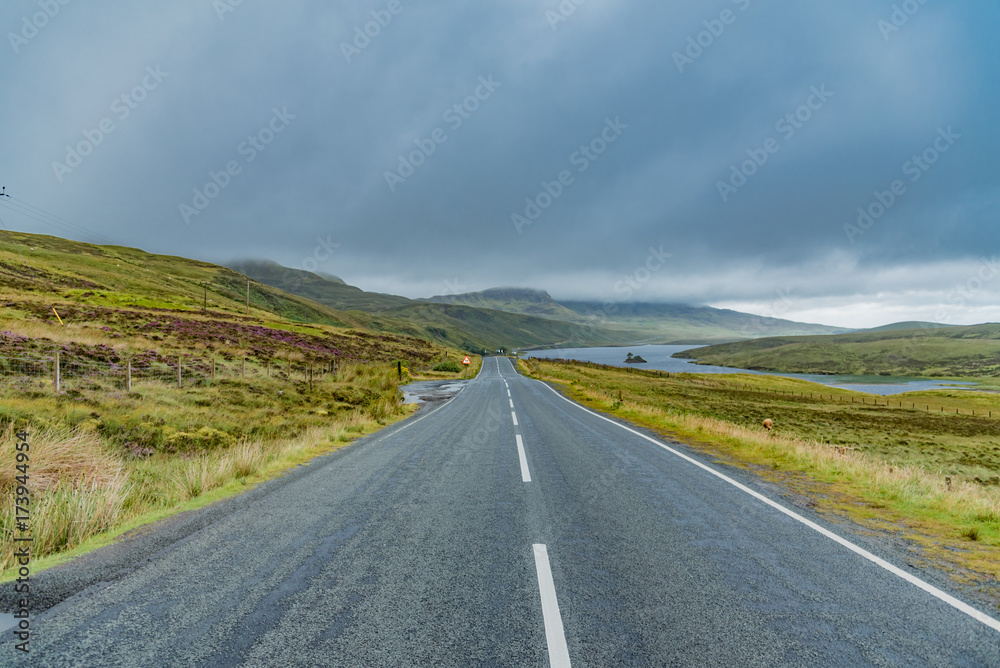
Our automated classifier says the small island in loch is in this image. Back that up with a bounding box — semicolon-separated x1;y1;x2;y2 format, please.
624;352;647;364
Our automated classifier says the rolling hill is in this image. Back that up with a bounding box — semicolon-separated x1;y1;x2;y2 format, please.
0;230;466;372
673;323;1000;377
227;260;411;312
234;263;847;347
226;263;640;350
0;232;630;354
425;287;585;322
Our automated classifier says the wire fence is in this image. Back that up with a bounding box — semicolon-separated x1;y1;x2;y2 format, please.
0;352;342;393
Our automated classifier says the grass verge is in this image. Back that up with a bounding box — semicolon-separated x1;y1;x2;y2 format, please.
519;357;1000;606
0;362;416;577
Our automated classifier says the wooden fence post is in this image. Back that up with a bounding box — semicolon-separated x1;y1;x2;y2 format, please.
54;351;60;392
267;360;270;378
242;358;246;378
178;357;182;388
212;358;216;380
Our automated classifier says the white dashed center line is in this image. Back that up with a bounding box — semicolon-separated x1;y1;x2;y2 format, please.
533;544;571;667
516;434;531;482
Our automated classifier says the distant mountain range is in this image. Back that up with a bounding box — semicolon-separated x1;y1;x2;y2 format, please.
229;262;848;349
423;287;845;341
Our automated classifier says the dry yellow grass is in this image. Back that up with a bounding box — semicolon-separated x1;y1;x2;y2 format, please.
614;398;1000;528
0;423;123;492
0;409;391;572
0;318;124;351
0;424;132;567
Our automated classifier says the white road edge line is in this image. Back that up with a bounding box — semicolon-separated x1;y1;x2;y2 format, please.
533;544;572;667
531;374;1000;635
512;411;518;426
516;434;531;482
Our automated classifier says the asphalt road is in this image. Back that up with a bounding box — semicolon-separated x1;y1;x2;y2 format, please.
5;356;1000;666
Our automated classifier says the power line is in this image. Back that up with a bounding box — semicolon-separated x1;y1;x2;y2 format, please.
3;196;116;245
0;193;117;245
0;199;105;243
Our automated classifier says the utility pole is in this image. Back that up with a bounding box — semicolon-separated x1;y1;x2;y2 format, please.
245;279;250;315
204;284;207;310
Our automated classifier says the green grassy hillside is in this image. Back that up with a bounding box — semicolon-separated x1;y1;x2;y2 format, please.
383;301;647;352
674;324;1000;377
425;287;585;321
234;264;849;346
227;260;412;312
230;263;640;350
0;231;374;328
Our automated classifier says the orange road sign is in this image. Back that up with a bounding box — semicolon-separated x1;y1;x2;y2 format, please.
462;357;471;365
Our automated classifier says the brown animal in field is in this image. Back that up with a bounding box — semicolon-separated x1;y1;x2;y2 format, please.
762;419;773;431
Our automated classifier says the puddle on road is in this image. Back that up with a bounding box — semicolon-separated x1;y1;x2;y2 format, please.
0;612;18;633
401;380;468;405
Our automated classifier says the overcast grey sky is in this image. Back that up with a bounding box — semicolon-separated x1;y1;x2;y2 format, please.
2;0;998;328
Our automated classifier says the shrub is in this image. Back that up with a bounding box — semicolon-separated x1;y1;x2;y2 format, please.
164;427;233;453
433;360;462;373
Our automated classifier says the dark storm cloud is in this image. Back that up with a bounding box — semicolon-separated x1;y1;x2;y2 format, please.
1;0;998;327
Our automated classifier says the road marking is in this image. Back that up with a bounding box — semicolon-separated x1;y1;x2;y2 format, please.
534;381;1000;635
516;434;531;482
533;544;571;667
512;412;518;426
507;390;511;397
509;399;514;408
